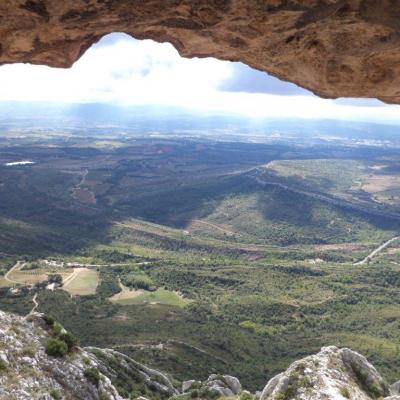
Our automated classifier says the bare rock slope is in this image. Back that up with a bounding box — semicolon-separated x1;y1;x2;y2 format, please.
1;1;400;103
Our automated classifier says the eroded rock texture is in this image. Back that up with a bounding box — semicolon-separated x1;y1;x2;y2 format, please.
1;1;400;102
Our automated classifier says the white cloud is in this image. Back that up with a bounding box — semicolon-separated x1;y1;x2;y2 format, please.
0;35;231;105
0;32;400;124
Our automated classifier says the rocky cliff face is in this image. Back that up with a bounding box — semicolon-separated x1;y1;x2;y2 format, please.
1;1;400;103
1;310;400;400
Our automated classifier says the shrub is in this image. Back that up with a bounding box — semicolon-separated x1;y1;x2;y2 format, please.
84;367;100;386
52;322;63;336
21;345;36;357
45;338;68;357
0;359;7;373
121;273;156;291
190;389;199;398
48;274;63;285
83;357;91;365
240;391;253;400
58;331;78;352
50;389;61;400
198;388;219;400
43;314;55;327
339;387;350;399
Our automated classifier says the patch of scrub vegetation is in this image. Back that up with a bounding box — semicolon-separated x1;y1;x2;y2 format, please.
43;316;78;357
45;338;68;357
84;367;101;386
121;272;156;291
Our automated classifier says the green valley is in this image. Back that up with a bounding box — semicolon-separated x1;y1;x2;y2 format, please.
0;125;399;393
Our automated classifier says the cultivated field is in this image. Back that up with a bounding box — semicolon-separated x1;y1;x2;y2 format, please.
62;268;99;296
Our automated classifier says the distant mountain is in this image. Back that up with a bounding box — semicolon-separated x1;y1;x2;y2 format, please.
1;101;400;141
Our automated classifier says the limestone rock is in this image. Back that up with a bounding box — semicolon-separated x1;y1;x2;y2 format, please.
85;346;179;397
391;381;400;395
260;346;391;400
222;375;242;394
1;1;400;102
182;380;201;393
0;310;178;400
185;374;243;397
0;310;123;400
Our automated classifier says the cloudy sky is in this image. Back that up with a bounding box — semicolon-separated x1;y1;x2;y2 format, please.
1;32;400;123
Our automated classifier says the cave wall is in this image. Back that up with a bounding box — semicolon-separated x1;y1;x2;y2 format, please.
1;0;400;102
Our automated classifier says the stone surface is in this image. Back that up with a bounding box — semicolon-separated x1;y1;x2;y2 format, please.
260;346;392;400
85;346;179;397
185;374;244;398
391;381;400;395
0;310;123;400
0;310;178;400
1;1;400;102
182;379;201;393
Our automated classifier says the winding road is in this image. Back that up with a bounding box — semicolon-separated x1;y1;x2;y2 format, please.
354;236;400;265
28;293;39;315
4;261;24;284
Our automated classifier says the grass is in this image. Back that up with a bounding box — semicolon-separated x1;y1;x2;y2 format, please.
112;287;190;307
109;281;144;303
63;268;99;296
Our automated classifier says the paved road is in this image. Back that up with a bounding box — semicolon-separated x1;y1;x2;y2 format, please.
354;236;400;265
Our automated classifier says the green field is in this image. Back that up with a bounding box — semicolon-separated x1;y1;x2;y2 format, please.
112;287;190;307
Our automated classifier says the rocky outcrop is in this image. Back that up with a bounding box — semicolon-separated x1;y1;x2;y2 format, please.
392;381;400;395
181;374;242;398
85;347;178;398
0;310;122;400
0;310;178;400
2;1;400;103
260;346;392;400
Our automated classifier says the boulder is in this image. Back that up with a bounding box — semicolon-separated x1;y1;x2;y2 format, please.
223;375;242;395
391;381;400;395
182;380;201;393
260;346;391;400
204;374;242;397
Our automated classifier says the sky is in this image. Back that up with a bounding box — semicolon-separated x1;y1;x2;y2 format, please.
1;32;400;123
